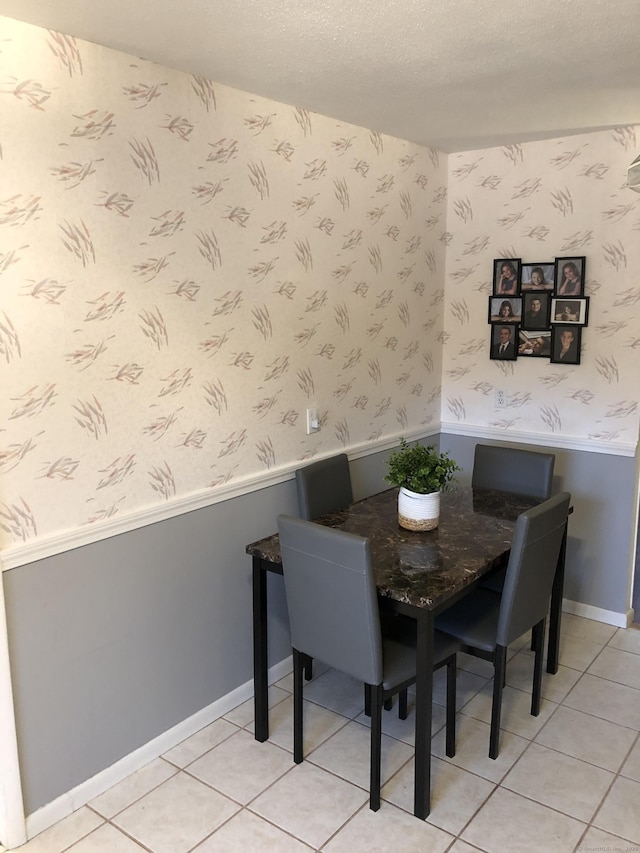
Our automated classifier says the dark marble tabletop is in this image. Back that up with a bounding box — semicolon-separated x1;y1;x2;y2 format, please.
246;486;538;611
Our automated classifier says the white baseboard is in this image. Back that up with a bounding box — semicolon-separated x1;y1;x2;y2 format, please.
562;598;634;628
24;656;293;843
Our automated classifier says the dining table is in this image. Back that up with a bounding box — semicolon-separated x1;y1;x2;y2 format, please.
246;484;568;819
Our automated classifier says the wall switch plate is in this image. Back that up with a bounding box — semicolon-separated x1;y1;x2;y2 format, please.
306;407;319;434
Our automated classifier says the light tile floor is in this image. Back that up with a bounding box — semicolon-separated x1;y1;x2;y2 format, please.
5;615;640;853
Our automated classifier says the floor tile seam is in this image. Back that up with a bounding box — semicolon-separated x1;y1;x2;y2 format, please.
568;667;640;704
446;776;501;846
455;687;560;733
86;756;184;820
300;704;357;756
46;807;108;853
475;783;591;833
86;752;219;823
161;721;244;771
316;799;378;852
351;714;441;749
455;783;515;850
536;715;640;775
529;735;634;776
302;694;365;721
245;763;369;851
560;701;640;733
428;743;528;789
301;744;415;802
583;666;640;692
498;763;616;825
517;646;600;675
606;636;640;654
99;817;155;853
442;840;486;853
210;804;317;853
579;824;640;851
301;751;389;794
619;730;640;782
583;762;639;845
179;744;294;809
242;803;321;851
587;637;640;668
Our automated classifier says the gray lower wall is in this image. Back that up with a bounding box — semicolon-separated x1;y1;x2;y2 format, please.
3;438;636;814
3;449;393;814
440;434;637;616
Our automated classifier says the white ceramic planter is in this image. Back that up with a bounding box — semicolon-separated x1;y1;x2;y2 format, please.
397;487;440;531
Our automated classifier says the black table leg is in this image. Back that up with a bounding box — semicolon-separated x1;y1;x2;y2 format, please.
253;557;269;742
547;521;567;674
414;614;434;819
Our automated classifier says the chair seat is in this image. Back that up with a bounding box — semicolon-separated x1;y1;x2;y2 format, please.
381;626;459;691
481;567;506;594
435;588;501;653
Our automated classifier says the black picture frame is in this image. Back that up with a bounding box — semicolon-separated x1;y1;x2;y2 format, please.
550;325;582;365
521;292;551;330
488;296;522;323
521;262;554;292
551;296;590;326
518;329;551;358
490;324;518;361
554;256;585;297
492;258;521;297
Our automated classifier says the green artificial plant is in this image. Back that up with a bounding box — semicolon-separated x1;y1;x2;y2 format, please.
385;439;460;494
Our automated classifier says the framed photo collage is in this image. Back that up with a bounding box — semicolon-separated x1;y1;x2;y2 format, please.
489;256;589;365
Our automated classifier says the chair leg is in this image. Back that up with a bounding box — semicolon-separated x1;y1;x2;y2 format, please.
292;648;304;764
369;683;383;811
302;653;313;681
531;618;545;717
398;688;408;720
445;655;457;758
489;645;507;760
365;684;392;715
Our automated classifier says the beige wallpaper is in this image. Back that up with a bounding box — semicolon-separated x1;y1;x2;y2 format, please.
0;17;447;549
443;130;640;442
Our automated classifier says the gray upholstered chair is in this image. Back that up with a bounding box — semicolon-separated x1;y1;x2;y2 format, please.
295;453;353;521
294;454;354;681
472;443;555;595
435;492;571;759
472;443;555;499
277;514;459;811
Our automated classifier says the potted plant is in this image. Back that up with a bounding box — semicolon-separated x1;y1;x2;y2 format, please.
385;439;459;530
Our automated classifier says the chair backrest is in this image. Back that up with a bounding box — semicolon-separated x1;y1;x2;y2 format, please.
472;443;555;500
497;492;571;647
277;514;382;685
295;453;353;520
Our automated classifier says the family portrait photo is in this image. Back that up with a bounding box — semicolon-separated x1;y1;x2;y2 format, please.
489;297;522;323
518;329;551;358
551;297;589;325
490;324;518;360
521;262;554;291
522;293;550;330
493;258;521;296
551;325;582;364
555;256;585;296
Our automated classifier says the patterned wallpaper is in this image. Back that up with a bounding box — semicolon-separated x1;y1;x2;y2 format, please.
0;17;447;549
443;130;640;442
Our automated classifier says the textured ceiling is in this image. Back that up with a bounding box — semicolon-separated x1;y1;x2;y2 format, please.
1;0;639;152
